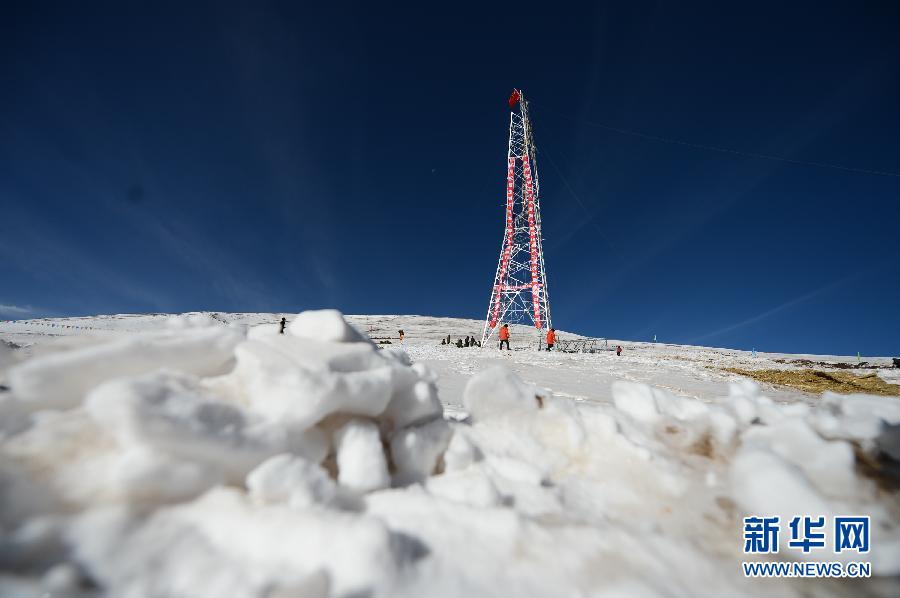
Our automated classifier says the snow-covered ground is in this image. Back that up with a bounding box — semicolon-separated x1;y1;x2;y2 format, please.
1;312;898;597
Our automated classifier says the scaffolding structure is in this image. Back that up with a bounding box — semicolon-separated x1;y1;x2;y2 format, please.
481;90;552;345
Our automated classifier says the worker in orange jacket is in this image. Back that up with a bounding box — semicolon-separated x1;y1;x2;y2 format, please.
498;324;510;351
545;328;555;351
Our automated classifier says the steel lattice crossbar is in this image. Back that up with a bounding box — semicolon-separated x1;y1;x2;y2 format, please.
482;91;552;344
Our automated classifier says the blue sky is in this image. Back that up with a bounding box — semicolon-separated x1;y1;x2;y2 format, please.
2;1;898;355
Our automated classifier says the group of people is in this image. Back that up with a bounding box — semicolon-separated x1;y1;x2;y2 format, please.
498;324;624;356
401;323;627;356
497;323;555;351
277;320;629;356
441;335;481;348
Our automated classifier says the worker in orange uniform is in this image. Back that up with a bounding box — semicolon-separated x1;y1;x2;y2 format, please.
545;328;555;351
498;324;510;351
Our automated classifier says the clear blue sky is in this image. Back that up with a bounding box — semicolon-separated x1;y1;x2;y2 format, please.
2;1;898;355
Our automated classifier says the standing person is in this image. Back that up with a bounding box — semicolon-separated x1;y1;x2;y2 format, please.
447;334;451;345
398;330;405;348
499;324;510;351
278;317;287;334
616;345;622;356
545;328;555;351
464;336;470;347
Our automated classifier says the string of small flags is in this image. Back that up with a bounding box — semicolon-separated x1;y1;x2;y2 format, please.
0;320;104;331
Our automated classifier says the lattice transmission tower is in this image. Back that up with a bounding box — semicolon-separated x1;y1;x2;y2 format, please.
481;89;552;344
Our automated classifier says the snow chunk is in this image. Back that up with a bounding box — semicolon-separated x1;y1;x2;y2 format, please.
824;392;900;425
8;326;244;410
380;346;412;367
334;419;390;492
229;339;393;428
720;379;765;426
725;395;757;426
765;417;858;498
69;488;397;598
85;372;305;481
104;446;226;505
753;396;796;426
426;467;501;508
390;418;453;484
728;379;761;401
442;429;481;472
611;381;660;423
411;362;438;383
382;379;442;431
730;449;832;524
463;366;539;421
809;409;883;443
486;454;544;486
287;309;370;344
247;454;337;508
613;381;709;426
249;327;384;373
7;405;229;508
708;409;738;449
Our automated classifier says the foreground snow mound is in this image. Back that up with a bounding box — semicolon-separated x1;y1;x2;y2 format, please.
68;488;399;598
0;310;452;597
1;312;899;597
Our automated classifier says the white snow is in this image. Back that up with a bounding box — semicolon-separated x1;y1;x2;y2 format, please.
334;419;391;492
463;365;540;420
287;308;372;344
0;310;898;597
390;417;452;484
246;454;337;508
8;324;243;410
382;378;443;431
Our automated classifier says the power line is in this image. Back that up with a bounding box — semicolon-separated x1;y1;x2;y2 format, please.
535;103;900;179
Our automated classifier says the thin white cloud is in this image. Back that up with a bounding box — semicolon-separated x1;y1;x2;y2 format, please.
0;304;33;316
0;211;172;311
688;271;864;345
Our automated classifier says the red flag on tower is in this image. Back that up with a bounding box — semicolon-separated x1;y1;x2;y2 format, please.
508;89;520;108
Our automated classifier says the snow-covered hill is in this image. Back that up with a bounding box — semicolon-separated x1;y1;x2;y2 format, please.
4;312;896;409
1;312;898;597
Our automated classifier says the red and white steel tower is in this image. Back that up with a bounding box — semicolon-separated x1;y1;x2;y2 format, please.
481;89;552;344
